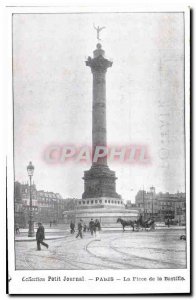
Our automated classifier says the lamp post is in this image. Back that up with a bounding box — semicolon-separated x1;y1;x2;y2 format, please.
142;186;146;219
150;186;155;219
74;198;77;224
27;161;35;237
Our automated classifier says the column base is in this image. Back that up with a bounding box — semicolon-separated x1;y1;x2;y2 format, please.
82;164;121;199
28;221;35;237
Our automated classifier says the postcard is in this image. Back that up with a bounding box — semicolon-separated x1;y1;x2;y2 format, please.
5;1;190;295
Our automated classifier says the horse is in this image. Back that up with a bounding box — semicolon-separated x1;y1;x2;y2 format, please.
117;218;135;232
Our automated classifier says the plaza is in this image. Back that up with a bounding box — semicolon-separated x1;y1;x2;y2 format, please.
15;228;186;270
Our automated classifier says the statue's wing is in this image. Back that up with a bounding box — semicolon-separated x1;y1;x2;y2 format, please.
100;26;106;31
93;23;97;30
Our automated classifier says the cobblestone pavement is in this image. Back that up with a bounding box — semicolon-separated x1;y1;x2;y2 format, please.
15;229;186;270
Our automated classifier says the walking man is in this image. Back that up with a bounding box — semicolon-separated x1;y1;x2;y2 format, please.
76;219;83;239
70;220;75;234
83;223;87;232
95;219;101;240
89;218;95;236
36;222;49;251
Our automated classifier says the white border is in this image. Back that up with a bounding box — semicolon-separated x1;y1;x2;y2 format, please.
4;1;190;295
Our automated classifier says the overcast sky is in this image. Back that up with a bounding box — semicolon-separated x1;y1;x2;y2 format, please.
13;12;185;201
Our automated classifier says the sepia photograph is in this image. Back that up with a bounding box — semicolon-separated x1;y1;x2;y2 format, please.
5;2;190;295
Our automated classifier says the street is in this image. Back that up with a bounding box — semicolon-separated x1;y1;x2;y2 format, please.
15;229;186;270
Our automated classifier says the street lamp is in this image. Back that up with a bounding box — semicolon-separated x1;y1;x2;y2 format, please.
27;161;35;237
142;186;146;219
74;198;77;223
150;186;155;219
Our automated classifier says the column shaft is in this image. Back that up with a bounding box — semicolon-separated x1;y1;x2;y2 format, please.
92;71;107;165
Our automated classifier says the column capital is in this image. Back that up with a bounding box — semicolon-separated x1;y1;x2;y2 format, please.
86;43;112;73
86;56;112;73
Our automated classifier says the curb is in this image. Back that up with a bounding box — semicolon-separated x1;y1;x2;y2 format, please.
15;235;67;242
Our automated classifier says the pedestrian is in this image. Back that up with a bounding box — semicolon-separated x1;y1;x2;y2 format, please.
15;224;20;234
70;221;75;234
76;220;83;239
89;218;95;236
36;222;49;251
95;219;101;240
83;223;87;232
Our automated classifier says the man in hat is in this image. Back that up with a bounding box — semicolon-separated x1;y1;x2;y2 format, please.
95;219;101;240
70;220;75;234
89;218;95;236
36;222;49;250
76;219;83;239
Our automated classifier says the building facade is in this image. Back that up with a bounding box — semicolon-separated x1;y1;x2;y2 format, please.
14;181;74;227
134;187;186;224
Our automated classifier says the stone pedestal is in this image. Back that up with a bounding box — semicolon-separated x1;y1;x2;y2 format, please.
64;206;139;227
82;165;120;199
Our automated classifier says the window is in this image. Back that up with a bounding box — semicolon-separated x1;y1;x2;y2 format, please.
108;200;110;203
79;201;81;205
118;201;120;204
99;200;102;203
105;200;107;203
83;201;85;205
95;200;98;204
91;200;94;204
87;201;89;204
